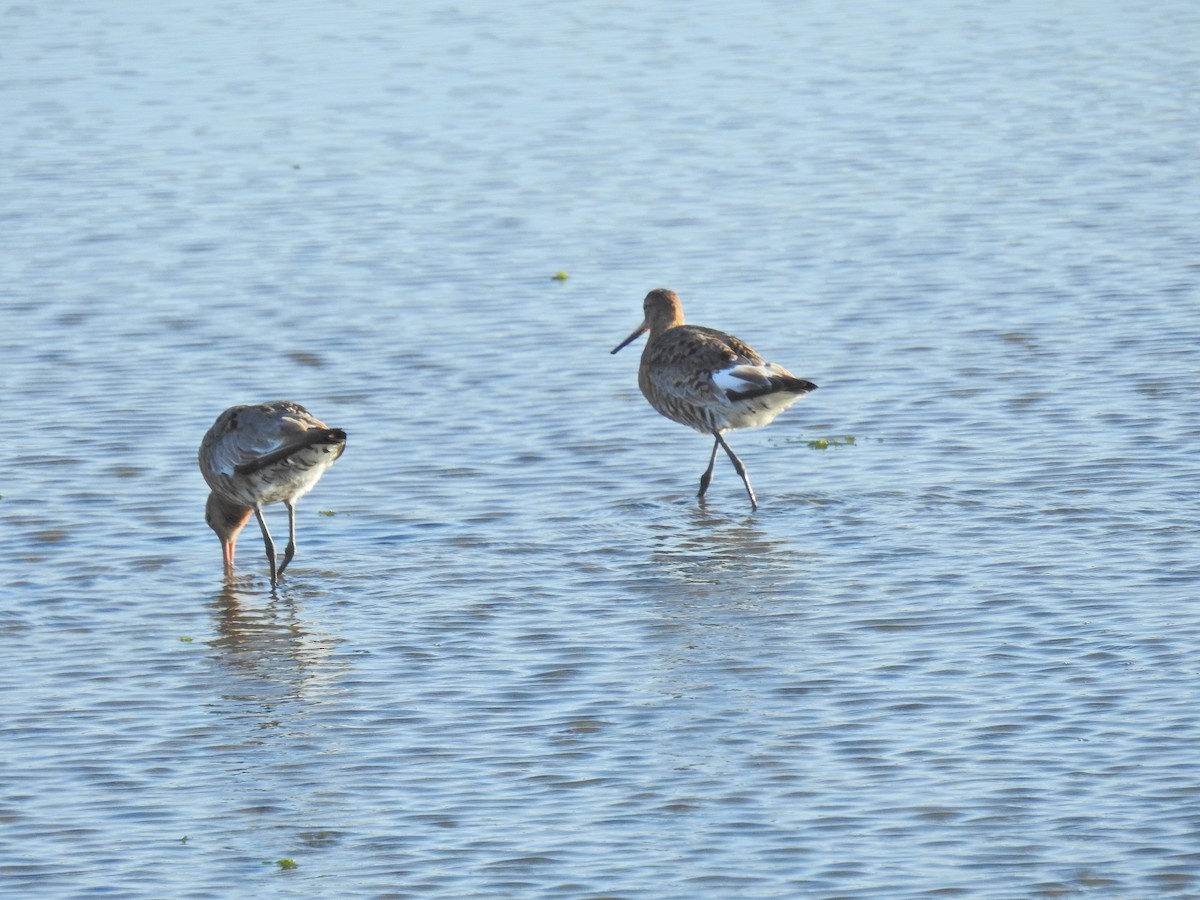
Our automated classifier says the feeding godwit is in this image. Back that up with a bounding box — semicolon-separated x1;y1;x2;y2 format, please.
199;400;346;585
611;288;816;509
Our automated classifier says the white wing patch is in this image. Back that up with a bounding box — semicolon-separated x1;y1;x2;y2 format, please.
712;364;772;396
710;363;806;429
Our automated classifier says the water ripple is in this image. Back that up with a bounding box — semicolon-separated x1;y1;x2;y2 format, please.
4;1;1200;897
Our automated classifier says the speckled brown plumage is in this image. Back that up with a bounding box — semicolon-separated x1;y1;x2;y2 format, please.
612;288;816;508
199;400;346;585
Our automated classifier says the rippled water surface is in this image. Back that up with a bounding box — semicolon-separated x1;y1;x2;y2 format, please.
4;1;1200;896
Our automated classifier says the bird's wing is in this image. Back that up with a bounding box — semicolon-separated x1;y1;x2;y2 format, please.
645;325;767;405
200;403;318;478
235;427;346;474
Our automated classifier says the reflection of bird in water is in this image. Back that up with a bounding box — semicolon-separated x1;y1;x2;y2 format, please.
612;288;817;509
210;581;347;719
199;401;346;585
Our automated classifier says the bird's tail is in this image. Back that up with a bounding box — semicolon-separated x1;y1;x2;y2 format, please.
234;428;347;475
725;377;817;403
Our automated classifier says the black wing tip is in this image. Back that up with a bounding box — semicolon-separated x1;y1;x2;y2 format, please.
779;377;817;394
725;378;817;403
233;428;348;475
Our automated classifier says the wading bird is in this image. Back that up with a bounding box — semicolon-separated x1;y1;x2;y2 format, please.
612;288;816;509
199;400;346;585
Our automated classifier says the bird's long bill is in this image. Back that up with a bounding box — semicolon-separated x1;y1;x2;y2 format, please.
222;538;236;571
611;322;649;354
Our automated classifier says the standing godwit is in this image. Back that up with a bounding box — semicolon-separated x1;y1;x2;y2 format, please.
199;401;346;585
611;288;817;509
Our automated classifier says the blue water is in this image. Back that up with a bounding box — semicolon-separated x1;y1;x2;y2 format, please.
3;1;1200;896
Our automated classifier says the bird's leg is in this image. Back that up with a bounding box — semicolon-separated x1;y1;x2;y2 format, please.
252;505;279;586
278;499;298;577
698;436;721;501
714;432;757;510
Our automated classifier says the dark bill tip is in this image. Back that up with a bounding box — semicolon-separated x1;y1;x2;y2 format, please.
611;325;648;354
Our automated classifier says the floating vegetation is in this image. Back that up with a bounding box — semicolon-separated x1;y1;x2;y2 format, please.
552;271;569;281
178;636;193;643
276;859;298;870
807;435;857;450
318;509;337;517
